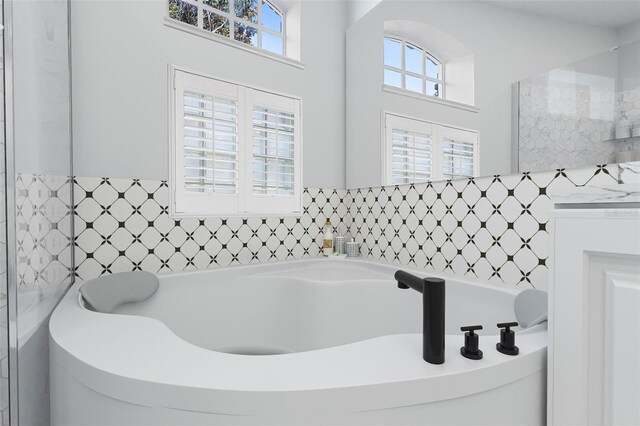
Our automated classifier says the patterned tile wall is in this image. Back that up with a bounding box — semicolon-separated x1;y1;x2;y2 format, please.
15;174;74;290
74;164;620;290
347;165;619;290
73;177;350;282
615;88;640;161
518;80;617;172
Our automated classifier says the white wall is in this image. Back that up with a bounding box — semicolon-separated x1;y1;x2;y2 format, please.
71;0;346;189
617;19;640;45
346;0;618;188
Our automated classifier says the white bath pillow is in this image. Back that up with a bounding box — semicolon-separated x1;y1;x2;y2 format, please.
514;289;548;329
80;271;159;313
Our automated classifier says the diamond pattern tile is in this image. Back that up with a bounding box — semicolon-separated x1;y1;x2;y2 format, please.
38;163;620;289
74;177;351;281
347;164;618;290
15;174;74;291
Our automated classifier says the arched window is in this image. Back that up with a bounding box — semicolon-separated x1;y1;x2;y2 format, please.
383;36;445;98
168;0;286;56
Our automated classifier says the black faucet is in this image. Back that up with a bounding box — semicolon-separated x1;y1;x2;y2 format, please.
395;270;446;364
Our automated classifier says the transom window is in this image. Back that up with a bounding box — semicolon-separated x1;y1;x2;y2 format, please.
384;114;478;185
168;0;286;56
383;36;444;98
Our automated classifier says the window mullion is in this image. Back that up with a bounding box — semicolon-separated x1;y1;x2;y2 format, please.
401;40;406;90
421;49;427;95
257;0;262;48
200;4;232;19
197;2;203;29
425;77;444;84
230;0;235;40
262;27;282;37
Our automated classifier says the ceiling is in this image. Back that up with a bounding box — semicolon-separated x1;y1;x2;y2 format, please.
483;0;640;28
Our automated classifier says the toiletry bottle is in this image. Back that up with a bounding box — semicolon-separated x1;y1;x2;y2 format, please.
616;113;632;139
323;219;334;256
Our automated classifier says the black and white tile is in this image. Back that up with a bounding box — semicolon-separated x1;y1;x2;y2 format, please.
73;177;350;281
72;164;619;289
348;164;619;290
15;174;74;290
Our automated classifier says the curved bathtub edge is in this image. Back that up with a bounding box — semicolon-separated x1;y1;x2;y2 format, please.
50;288;547;417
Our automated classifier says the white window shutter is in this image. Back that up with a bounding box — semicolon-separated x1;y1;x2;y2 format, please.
174;70;240;215
384;113;478;184
245;88;302;214
172;69;302;216
439;126;478;180
385;114;434;185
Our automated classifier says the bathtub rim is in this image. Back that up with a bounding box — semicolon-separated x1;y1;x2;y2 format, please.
50;258;547;416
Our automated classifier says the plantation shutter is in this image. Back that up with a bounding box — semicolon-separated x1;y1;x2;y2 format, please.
245;89;302;213
385;114;434;185
174;70;241;214
172;69;302;216
384;113;478;184
440;127;478;180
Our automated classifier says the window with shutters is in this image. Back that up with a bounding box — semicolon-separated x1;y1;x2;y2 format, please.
171;68;302;216
384;113;478;185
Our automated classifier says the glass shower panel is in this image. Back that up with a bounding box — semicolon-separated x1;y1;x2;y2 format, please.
516;39;640;172
4;0;74;424
0;1;8;424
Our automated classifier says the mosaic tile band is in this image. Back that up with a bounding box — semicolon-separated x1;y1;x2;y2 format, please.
70;164;621;289
348;165;618;290
73;177;351;282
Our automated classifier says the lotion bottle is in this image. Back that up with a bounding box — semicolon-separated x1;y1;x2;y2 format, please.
323;219;333;256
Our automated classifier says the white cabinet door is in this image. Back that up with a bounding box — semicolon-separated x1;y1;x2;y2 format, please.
549;209;640;426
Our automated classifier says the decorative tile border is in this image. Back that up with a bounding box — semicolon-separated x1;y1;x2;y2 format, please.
15;174;74;290
347;165;619;290
73;177;350;282
73;164;620;289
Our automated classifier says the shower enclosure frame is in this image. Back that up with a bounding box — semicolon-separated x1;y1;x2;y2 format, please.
2;0;74;423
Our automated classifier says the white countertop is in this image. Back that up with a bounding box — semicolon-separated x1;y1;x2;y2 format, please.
550;184;640;207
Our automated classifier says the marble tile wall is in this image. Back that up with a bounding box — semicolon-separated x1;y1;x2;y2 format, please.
615;88;640;161
619;161;640;184
518;81;617;172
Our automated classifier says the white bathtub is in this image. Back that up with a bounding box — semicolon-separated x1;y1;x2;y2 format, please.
50;259;547;425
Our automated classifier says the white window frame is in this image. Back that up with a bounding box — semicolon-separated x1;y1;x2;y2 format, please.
383;35;445;99
166;0;287;58
382;112;479;185
169;66;302;217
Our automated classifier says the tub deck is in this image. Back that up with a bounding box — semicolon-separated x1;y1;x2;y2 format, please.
50;259;547;420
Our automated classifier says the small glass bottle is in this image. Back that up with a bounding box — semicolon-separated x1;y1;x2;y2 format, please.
323;219;333;256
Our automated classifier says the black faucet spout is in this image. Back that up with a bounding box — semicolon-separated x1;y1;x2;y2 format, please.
395;270;446;365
